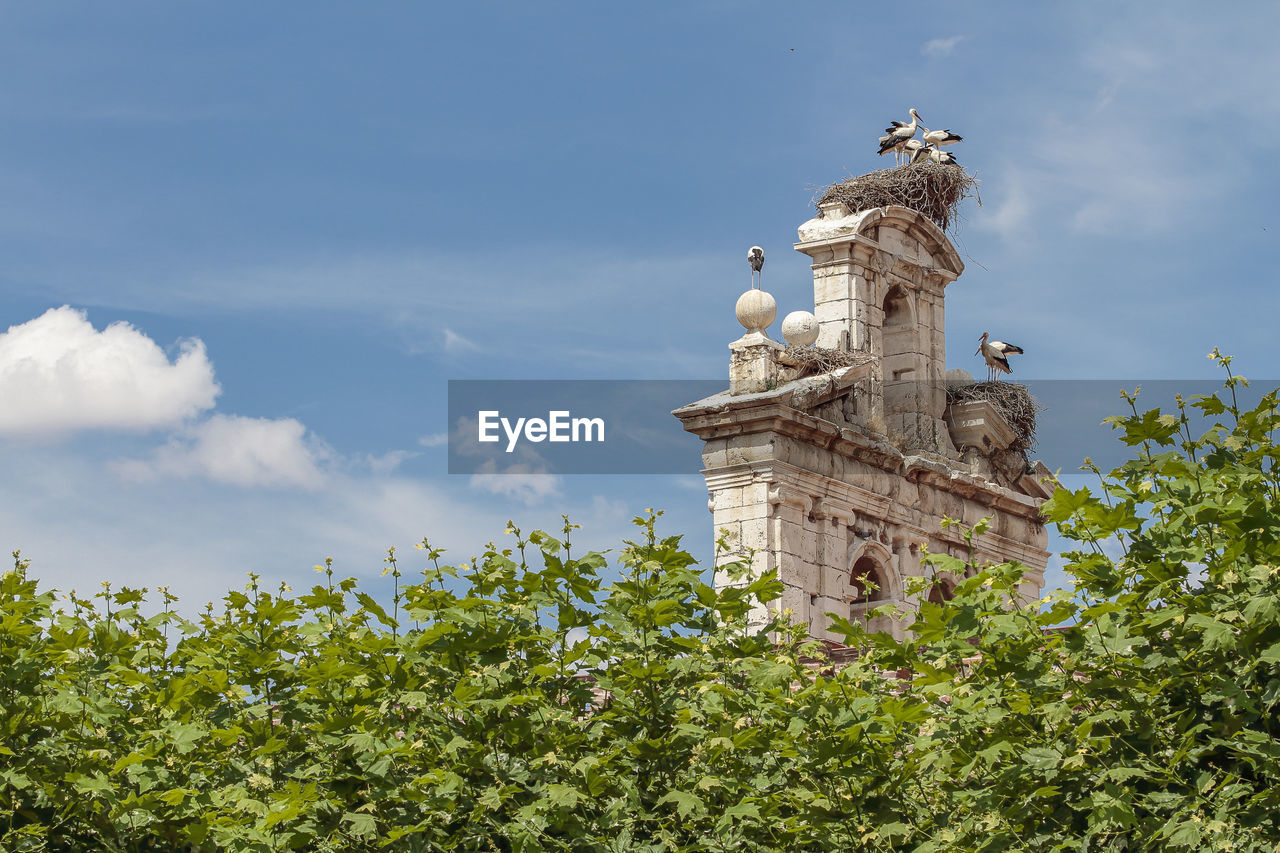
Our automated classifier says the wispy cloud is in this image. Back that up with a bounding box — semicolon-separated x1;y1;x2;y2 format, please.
364;449;419;475
469;459;562;505
0;306;219;439
442;328;481;354
449;413;563;504
922;36;963;58
1;433;662;617
418;433;449;448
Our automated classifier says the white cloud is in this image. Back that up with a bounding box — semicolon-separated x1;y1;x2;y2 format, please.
977;167;1034;240
589;495;629;525
469;457;562;505
113;414;330;489
364;449;419;475
922;36;963;58
0;435;677;618
40;249;729;373
442;328;481;354
672;475;709;492
0;306;219;438
418;433;448;448
449;414;562;504
974;106;1212;243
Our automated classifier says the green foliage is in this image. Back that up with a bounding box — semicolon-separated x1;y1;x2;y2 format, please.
3;354;1280;850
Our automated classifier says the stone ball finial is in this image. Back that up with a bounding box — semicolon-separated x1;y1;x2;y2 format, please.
781;311;819;346
735;288;777;333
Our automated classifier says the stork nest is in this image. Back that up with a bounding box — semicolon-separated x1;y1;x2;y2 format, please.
946;381;1042;453
780;345;872;377
816;162;978;233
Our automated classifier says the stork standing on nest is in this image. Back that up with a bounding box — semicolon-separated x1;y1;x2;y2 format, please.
910;144;961;166
977;332;1024;382
921;126;963;148
877;108;922;165
928;147;960;166
748;245;764;289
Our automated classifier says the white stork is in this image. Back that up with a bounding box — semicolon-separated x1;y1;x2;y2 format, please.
909;144;960;167
877;108;923;165
748;245;764;288
921;126;963;148
928;147;960;166
976;332;1024;382
903;138;925;163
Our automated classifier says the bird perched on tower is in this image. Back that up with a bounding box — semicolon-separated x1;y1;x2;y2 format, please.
748;246;764;288
977;332;1024;382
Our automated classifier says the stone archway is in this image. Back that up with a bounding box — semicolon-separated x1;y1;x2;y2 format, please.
926;577;956;606
847;540;901;637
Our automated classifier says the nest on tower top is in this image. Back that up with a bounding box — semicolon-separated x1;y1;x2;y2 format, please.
816;162;978;233
779;345;873;378
947;381;1042;453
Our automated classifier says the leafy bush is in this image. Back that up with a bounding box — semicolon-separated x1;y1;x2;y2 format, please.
2;354;1279;851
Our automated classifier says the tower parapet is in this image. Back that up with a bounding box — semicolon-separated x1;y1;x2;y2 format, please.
673;202;1051;642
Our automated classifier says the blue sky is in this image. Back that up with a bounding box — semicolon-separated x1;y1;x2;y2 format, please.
1;2;1277;608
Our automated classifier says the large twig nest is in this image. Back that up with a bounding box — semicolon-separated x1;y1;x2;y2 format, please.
779;345;871;377
946;381;1042;453
816;162;978;233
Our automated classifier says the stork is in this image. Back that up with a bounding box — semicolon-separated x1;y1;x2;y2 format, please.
877;108;923;165
909;142;933;164
976;332;1024;382
903;138;925;163
928;147;960;166
747;245;764;289
921;126;963;148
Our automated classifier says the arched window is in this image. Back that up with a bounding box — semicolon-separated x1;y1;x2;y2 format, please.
847;543;903;639
926;578;955;605
850;556;887;604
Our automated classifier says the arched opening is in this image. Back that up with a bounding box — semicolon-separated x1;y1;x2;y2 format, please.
848;552;901;638
926;578;955;606
881;284;922;439
850;556;887;604
882;285;913;328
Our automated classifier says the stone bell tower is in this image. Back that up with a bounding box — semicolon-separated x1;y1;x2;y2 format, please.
673;201;1052;642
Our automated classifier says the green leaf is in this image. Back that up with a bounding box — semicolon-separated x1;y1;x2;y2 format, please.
158;788;191;806
342;811;378;839
658;789;705;818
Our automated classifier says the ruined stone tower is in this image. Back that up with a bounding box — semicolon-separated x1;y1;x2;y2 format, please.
673;201;1052;642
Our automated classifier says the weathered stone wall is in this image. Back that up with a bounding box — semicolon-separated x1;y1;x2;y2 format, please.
797;205;961;459
674;203;1050;643
683;404;1047;641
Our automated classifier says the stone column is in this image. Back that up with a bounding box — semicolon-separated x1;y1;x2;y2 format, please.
814;502;854;641
768;485;816;633
729;333;782;395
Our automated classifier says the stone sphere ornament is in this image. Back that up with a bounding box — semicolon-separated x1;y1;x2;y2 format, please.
781;310;819;346
735;289;777;333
